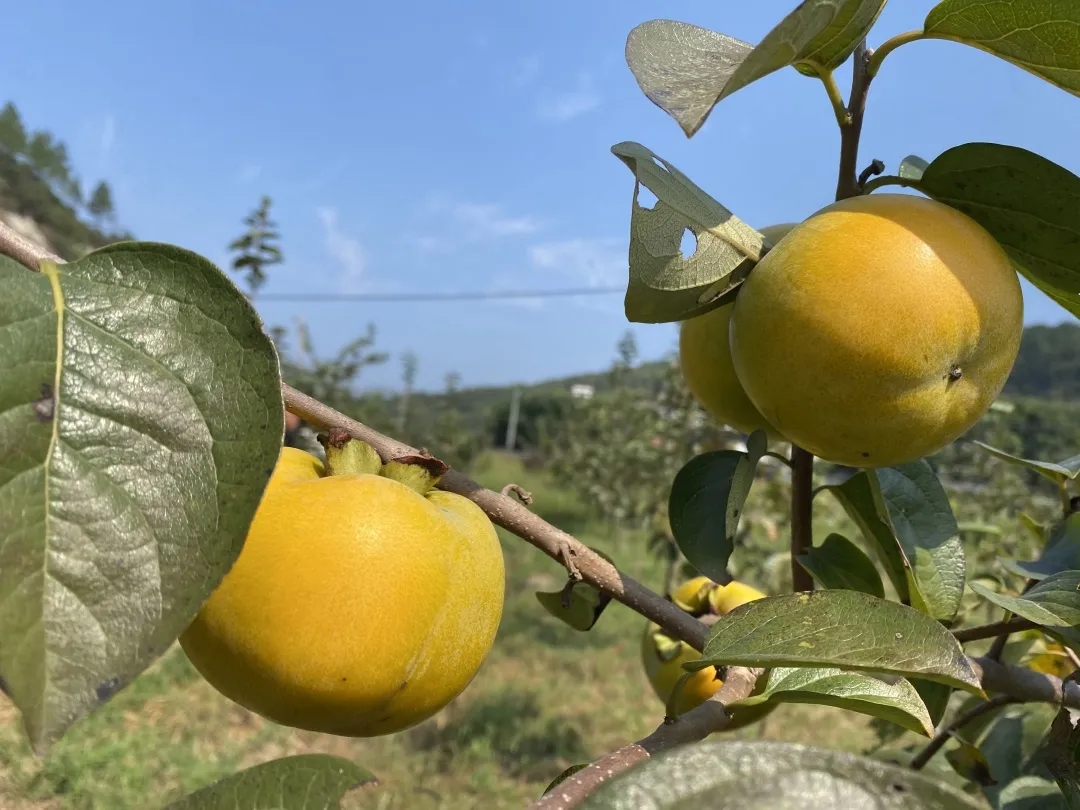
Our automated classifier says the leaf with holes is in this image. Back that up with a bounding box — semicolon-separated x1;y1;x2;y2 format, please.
916;143;1080;307
972;441;1080;486
971;572;1080;650
924;0;1080;97
580;740;986;809
873;462;965;623
611;141;770;324
0;244;283;753
624;21;754;138
164;754;376;809
668;431;767;583
720;0;889;105
796;532;885;598
735;667;934;737
692;591;982;693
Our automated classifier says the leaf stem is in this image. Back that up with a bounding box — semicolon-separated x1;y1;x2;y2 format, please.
817;68;852;128
867;30;926;79
860;174;918;195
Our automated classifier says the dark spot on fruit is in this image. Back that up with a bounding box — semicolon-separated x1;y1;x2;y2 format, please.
947;365;963;383
861;452;870;458
32;383;55;422
891;782;908;793
341;677;347;682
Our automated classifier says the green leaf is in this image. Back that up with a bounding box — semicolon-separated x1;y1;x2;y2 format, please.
976;702;1061;807
580;740;986;809
899;155;930;181
692;590;983;694
997;777;1069;810
1028;271;1080;320
916;142;1080;301
944;741;996;787
611;141;768;324
720;0;889;102
971;572;1080;650
972;441;1080;485
796;532;886;598
667;431;767;583
1000;514;1080;582
824;471;910;602
736;667;934;737
0;244;283;753
1042;707;1080;808
535;547;616;631
924;0;1080;97
163;754;376;809
624;21;753;138
913;679;954;728
873;462;965;623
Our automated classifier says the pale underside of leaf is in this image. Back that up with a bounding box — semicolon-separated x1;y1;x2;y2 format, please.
925;0;1080;97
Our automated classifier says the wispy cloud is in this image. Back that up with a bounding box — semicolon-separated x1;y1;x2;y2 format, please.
528;237;626;313
317;207;367;293
412;196;543;254
453;202;542;239
537;73;600;122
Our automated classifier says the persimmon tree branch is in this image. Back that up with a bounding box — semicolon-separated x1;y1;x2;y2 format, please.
527;667;764;810
953;617;1039;644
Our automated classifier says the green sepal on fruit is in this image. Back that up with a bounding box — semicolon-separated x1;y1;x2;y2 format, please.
179;428;506;738
641;577;775;728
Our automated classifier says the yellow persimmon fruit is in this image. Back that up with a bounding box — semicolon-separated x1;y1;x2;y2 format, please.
179;433;506;737
729;193;1024;468
670;575;715;614
678;224;796;438
641;578;772;726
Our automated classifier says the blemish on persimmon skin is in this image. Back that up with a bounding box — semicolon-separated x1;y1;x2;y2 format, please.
947;365;963;384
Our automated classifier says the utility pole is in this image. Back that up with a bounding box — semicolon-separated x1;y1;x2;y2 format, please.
504;387;521;452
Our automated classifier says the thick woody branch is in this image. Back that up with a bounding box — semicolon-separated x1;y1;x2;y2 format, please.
953;617;1039;644
528;667;764;810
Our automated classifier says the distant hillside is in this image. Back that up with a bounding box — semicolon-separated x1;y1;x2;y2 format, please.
0;101;130;259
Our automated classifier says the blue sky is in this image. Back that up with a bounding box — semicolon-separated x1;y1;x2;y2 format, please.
4;1;1079;392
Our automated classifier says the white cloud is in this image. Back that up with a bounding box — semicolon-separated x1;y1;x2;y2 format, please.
537;73;600;122
238;164;262;183
453;202;542;239
528;237;625;287
100;115;116;160
317;207;366;293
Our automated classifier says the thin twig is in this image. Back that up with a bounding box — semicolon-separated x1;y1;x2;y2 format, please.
953;617;1040;644
909;695;1020;771
835;41;873;201
500;483;533;505
857;158;885;190
527;668;764;810
790;447;815;592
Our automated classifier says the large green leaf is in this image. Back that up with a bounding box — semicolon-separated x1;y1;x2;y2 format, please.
976;702;1060;808
998;777;1069;810
692;591;982;693
667;431;767;583
164;754;376;809
611;141;769;324
722;0;889;101
824;472;909;601
624;21;753;138
796;532;886;598
913;679;955;728
535;547;616;632
924;0;1080;97
971;572;1080;650
873;462;965;623
735;667;934;737
581;740;986;809
973;441;1080;486
916;142;1080;301
0;244;283;752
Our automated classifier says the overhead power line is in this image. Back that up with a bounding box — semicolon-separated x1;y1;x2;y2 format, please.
256;286;625;303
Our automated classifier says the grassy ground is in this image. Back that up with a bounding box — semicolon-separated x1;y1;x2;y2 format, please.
0;452;893;809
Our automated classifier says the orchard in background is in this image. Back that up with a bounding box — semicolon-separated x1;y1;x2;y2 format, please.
2;1;1080;809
